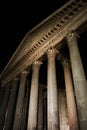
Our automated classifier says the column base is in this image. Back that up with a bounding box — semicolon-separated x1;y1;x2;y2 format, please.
80;121;87;130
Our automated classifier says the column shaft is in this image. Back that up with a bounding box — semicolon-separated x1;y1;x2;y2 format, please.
44;97;47;130
0;84;10;130
21;80;30;130
59;89;70;130
13;71;28;130
38;86;44;130
47;48;59;130
27;61;42;130
62;61;79;130
4;77;19;130
0;88;4;108
67;32;87;130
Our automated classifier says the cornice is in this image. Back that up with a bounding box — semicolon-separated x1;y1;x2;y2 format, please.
1;0;87;86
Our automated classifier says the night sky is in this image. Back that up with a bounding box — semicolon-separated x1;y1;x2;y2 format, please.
0;0;87;79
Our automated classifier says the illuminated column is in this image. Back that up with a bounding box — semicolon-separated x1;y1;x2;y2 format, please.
27;61;42;130
58;89;70;130
62;59;79;130
21;80;30;130
0;84;10;130
4;77;19;130
13;70;29;130
67;32;87;130
47;48;59;130
37;86;44;130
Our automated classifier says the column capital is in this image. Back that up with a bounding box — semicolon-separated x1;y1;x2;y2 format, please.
13;77;19;81
61;59;70;68
47;48;59;58
33;61;42;69
57;53;70;67
21;70;29;76
66;32;79;42
57;53;64;61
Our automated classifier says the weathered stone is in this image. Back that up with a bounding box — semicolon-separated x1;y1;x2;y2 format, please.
27;61;42;130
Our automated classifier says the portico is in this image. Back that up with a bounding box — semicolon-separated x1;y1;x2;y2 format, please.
0;0;87;130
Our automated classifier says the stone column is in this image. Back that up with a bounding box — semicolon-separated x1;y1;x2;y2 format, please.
4;77;19;130
27;61;42;130
66;32;87;130
44;92;47;130
0;83;10;130
0;87;5;109
21;80;30;130
13;70;29;130
0;87;4;109
62;59;79;130
47;48;59;130
59;89;70;130
38;86;44;130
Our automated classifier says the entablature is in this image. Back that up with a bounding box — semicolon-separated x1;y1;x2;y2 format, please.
0;0;87;86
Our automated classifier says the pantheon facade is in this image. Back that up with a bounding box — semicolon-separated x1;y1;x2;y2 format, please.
0;0;87;130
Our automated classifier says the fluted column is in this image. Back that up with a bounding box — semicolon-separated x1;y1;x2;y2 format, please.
4;77;19;130
66;32;87;130
13;70;29;130
38;86;44;130
47;48;59;130
62;59;79;130
27;61;42;130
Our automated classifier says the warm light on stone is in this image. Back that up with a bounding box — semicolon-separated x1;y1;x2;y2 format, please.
0;0;87;130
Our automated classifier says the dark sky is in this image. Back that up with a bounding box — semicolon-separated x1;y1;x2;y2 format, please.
0;0;87;79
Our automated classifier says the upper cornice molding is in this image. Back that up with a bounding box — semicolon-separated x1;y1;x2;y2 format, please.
0;0;87;86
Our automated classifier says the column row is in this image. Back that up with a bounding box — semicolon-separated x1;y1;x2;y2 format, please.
0;32;87;130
